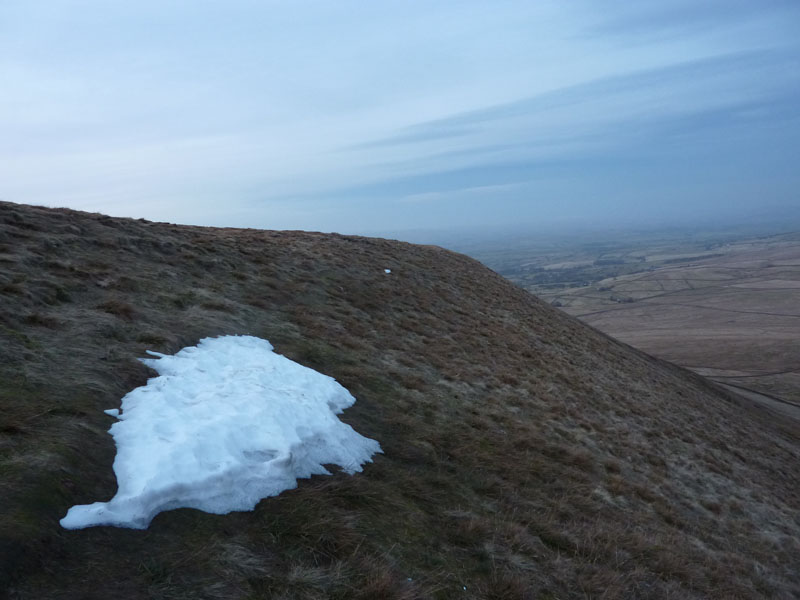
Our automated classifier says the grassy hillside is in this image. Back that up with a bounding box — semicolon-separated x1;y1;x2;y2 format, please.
1;201;799;599
481;228;800;412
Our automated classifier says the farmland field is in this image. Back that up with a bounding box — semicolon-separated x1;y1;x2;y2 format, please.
460;228;800;417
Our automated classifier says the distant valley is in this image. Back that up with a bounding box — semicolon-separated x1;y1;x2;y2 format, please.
462;227;800;420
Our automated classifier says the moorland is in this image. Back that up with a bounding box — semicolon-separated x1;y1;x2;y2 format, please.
464;226;800;422
1;202;799;599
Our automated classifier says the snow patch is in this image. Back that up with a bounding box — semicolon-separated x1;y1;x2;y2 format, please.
60;335;381;530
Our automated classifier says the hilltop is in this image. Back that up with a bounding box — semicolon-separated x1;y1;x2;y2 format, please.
1;201;799;599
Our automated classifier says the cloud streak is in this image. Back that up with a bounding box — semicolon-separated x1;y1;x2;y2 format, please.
0;1;798;234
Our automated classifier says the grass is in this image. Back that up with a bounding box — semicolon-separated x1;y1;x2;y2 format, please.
1;200;799;599
486;228;800;412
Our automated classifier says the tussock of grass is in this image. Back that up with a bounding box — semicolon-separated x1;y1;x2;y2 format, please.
1;200;799;599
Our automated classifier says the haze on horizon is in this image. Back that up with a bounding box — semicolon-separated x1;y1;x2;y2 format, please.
1;1;799;239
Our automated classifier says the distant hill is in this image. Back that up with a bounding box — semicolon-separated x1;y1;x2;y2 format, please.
1;200;798;599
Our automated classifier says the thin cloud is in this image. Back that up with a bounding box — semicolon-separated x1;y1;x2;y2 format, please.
0;1;798;234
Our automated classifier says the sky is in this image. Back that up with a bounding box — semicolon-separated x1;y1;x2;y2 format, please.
1;1;799;237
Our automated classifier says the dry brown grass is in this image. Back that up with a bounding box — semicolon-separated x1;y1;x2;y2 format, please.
1;200;799;599
97;298;136;320
503;231;800;413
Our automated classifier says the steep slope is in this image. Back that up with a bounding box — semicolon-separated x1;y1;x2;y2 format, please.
1;201;798;599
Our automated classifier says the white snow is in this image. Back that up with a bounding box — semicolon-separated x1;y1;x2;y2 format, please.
60;335;381;530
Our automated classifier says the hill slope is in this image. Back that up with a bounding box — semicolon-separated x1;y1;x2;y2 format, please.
1;201;799;599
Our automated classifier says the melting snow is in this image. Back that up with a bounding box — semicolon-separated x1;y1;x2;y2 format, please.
60;335;381;530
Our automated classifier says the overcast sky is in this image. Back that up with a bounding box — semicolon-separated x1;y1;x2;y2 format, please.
2;1;799;236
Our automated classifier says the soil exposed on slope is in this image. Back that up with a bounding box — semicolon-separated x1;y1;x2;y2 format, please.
1;201;799;599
